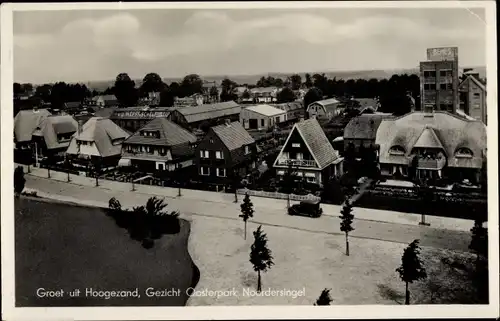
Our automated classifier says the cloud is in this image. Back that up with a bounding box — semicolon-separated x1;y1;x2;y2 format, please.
13;9;487;83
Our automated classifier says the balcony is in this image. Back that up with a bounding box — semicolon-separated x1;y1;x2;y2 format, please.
122;150;172;161
416;157;446;169
276;158;317;167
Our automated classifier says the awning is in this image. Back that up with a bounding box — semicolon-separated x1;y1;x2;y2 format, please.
305;172;316;178
118;158;132;167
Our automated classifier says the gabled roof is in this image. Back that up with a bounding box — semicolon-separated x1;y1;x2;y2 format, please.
96;94;117;101
176;101;241;124
344;114;392;140
210;121;255;151
376;111;486;168
272;101;303;112
124;118;197;147
66;117;130;157
459;74;487;93
250;87;278;94
244;104;286;117
14;109;52;143
35;115;78;150
65;101;81;109
277;118;340;169
413;127;445;149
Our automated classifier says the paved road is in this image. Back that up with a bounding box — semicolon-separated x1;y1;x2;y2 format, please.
23;175;472;252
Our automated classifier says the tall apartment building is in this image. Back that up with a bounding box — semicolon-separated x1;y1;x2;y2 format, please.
419;47;459;114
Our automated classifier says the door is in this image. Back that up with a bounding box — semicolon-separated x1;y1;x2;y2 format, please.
249;119;258;129
158;163;164;171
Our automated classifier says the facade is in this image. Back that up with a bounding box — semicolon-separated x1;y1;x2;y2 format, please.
195;121;257;187
419;47;459;113
272;101;304;123
240;104;286;130
95;95;119;108
376;111;486;183
168;101;241;130
174;94;204;107
31;115;79;158
459;71;487;124
120;118;198;173
273;118;344;186
250;87;279;103
306;98;341;120
14;108;52;150
66;117;130;166
110;107;177;133
343;113;393;154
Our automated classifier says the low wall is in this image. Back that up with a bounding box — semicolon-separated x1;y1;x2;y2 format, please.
237;188;321;202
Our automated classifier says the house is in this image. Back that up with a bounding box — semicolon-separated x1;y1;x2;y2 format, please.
95;95;119;108
110;106;177;133
202;81;220;104
195;121;257;188
375;111;486;183
168;101;241;131
120;118;198;173
343;113;393;154
250;87;279;103
272;101;304;123
31;115;79;158
66;117;130;166
174;94;204;107
240;104;286;130
273;118;344;186
459;71;487;124
63;101;82;114
307;98;342;120
14;108;52;151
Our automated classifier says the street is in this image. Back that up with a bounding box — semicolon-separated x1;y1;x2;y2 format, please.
23;175;472;252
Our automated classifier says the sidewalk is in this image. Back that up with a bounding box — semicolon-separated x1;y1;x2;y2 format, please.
18;164;475;232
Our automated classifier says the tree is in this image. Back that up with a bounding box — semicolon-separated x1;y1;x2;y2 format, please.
250;225;274;292
304;73;313;88
303;87;323;118
340;199;355;256
277;87;296;103
396;239;427;305
108;197;122;212
180;74;203;97
280;163;297;208
114;73;138;107
209;86;219;102
314;288;333;305
220;78;238;102
469;219;488;263
140;72;166;96
13;83;22;97
14;166;26;197
290;74;302;90
159;87;175;107
239;193;255;240
242;89;251;99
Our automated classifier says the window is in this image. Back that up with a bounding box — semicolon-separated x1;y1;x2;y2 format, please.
389;146;405;155
209;139;214;144
245;145;250;154
200;150;209;158
423;71;436;77
261;119;265;127
200;167;210;176
216;151;224;159
474;93;481;97
275;116;280;123
292;143;301;148
216;168;226;177
424;83;437;90
455;148;473;158
306;176;317;184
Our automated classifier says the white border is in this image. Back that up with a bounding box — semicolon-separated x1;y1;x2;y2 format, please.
1;1;498;320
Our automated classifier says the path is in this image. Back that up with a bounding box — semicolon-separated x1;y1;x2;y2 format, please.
23;174;473;252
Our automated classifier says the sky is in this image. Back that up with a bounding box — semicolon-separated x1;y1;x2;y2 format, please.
12;7;487;84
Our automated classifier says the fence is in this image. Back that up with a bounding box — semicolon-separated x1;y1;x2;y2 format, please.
237;188;321;202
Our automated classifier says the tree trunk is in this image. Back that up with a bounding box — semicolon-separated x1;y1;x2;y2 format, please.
67;170;71;182
244;220;247;240
178;186;182;197
48;167;51;178
234;189;238;203
95;175;99;187
405;282;410;305
27;164;31;173
345;233;350;256
287;194;290;209
257;270;262;292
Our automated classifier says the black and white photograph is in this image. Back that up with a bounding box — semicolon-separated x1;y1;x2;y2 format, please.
1;1;498;320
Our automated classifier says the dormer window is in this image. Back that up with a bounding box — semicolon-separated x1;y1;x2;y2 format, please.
455;147;473;158
389;145;405;156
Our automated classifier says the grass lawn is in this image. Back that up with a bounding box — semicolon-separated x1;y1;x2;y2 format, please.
15;197;198;307
187;215;483;306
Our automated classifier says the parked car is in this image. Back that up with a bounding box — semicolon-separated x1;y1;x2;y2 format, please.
288;200;323;218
